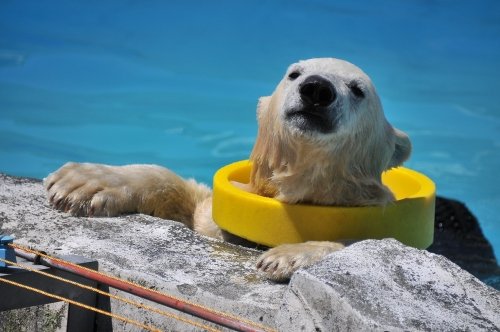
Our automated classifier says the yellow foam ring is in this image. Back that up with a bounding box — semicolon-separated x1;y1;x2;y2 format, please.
212;160;436;249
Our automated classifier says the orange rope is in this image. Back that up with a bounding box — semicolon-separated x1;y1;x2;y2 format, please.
0;275;161;332
0;257;220;332
9;243;276;332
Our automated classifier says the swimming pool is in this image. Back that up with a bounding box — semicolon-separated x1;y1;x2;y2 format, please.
1;1;499;261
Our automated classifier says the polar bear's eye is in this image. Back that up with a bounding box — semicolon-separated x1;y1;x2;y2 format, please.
288;71;301;80
348;82;365;98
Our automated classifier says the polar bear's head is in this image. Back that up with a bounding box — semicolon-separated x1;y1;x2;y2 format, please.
250;58;411;206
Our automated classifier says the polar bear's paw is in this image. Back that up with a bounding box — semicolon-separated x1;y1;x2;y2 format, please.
44;162;135;217
256;241;345;281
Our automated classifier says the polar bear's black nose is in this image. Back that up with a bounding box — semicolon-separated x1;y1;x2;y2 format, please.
299;75;336;107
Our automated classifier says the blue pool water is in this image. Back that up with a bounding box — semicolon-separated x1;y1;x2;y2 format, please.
1;1;499;259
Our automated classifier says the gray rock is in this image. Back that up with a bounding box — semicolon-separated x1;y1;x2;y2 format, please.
1;173;499;331
0;174;285;331
428;196;500;289
277;239;500;331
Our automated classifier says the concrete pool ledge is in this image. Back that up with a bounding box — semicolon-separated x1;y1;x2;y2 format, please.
0;173;499;331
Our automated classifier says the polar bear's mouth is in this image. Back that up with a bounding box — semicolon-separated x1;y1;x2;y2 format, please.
285;106;337;134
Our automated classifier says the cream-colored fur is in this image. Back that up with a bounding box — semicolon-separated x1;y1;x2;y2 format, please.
44;58;411;281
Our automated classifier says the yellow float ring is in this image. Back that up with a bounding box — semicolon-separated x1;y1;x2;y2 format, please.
212;160;435;249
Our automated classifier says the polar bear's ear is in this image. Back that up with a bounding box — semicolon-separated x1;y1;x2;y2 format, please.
256;96;271;119
388;128;412;168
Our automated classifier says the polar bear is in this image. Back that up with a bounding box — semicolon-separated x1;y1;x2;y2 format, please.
45;58;411;281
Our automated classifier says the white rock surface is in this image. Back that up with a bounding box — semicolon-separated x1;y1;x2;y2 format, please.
0;174;284;331
277;239;500;331
1;174;499;331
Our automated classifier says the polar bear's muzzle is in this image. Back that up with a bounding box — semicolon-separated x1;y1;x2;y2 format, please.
285;75;339;134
